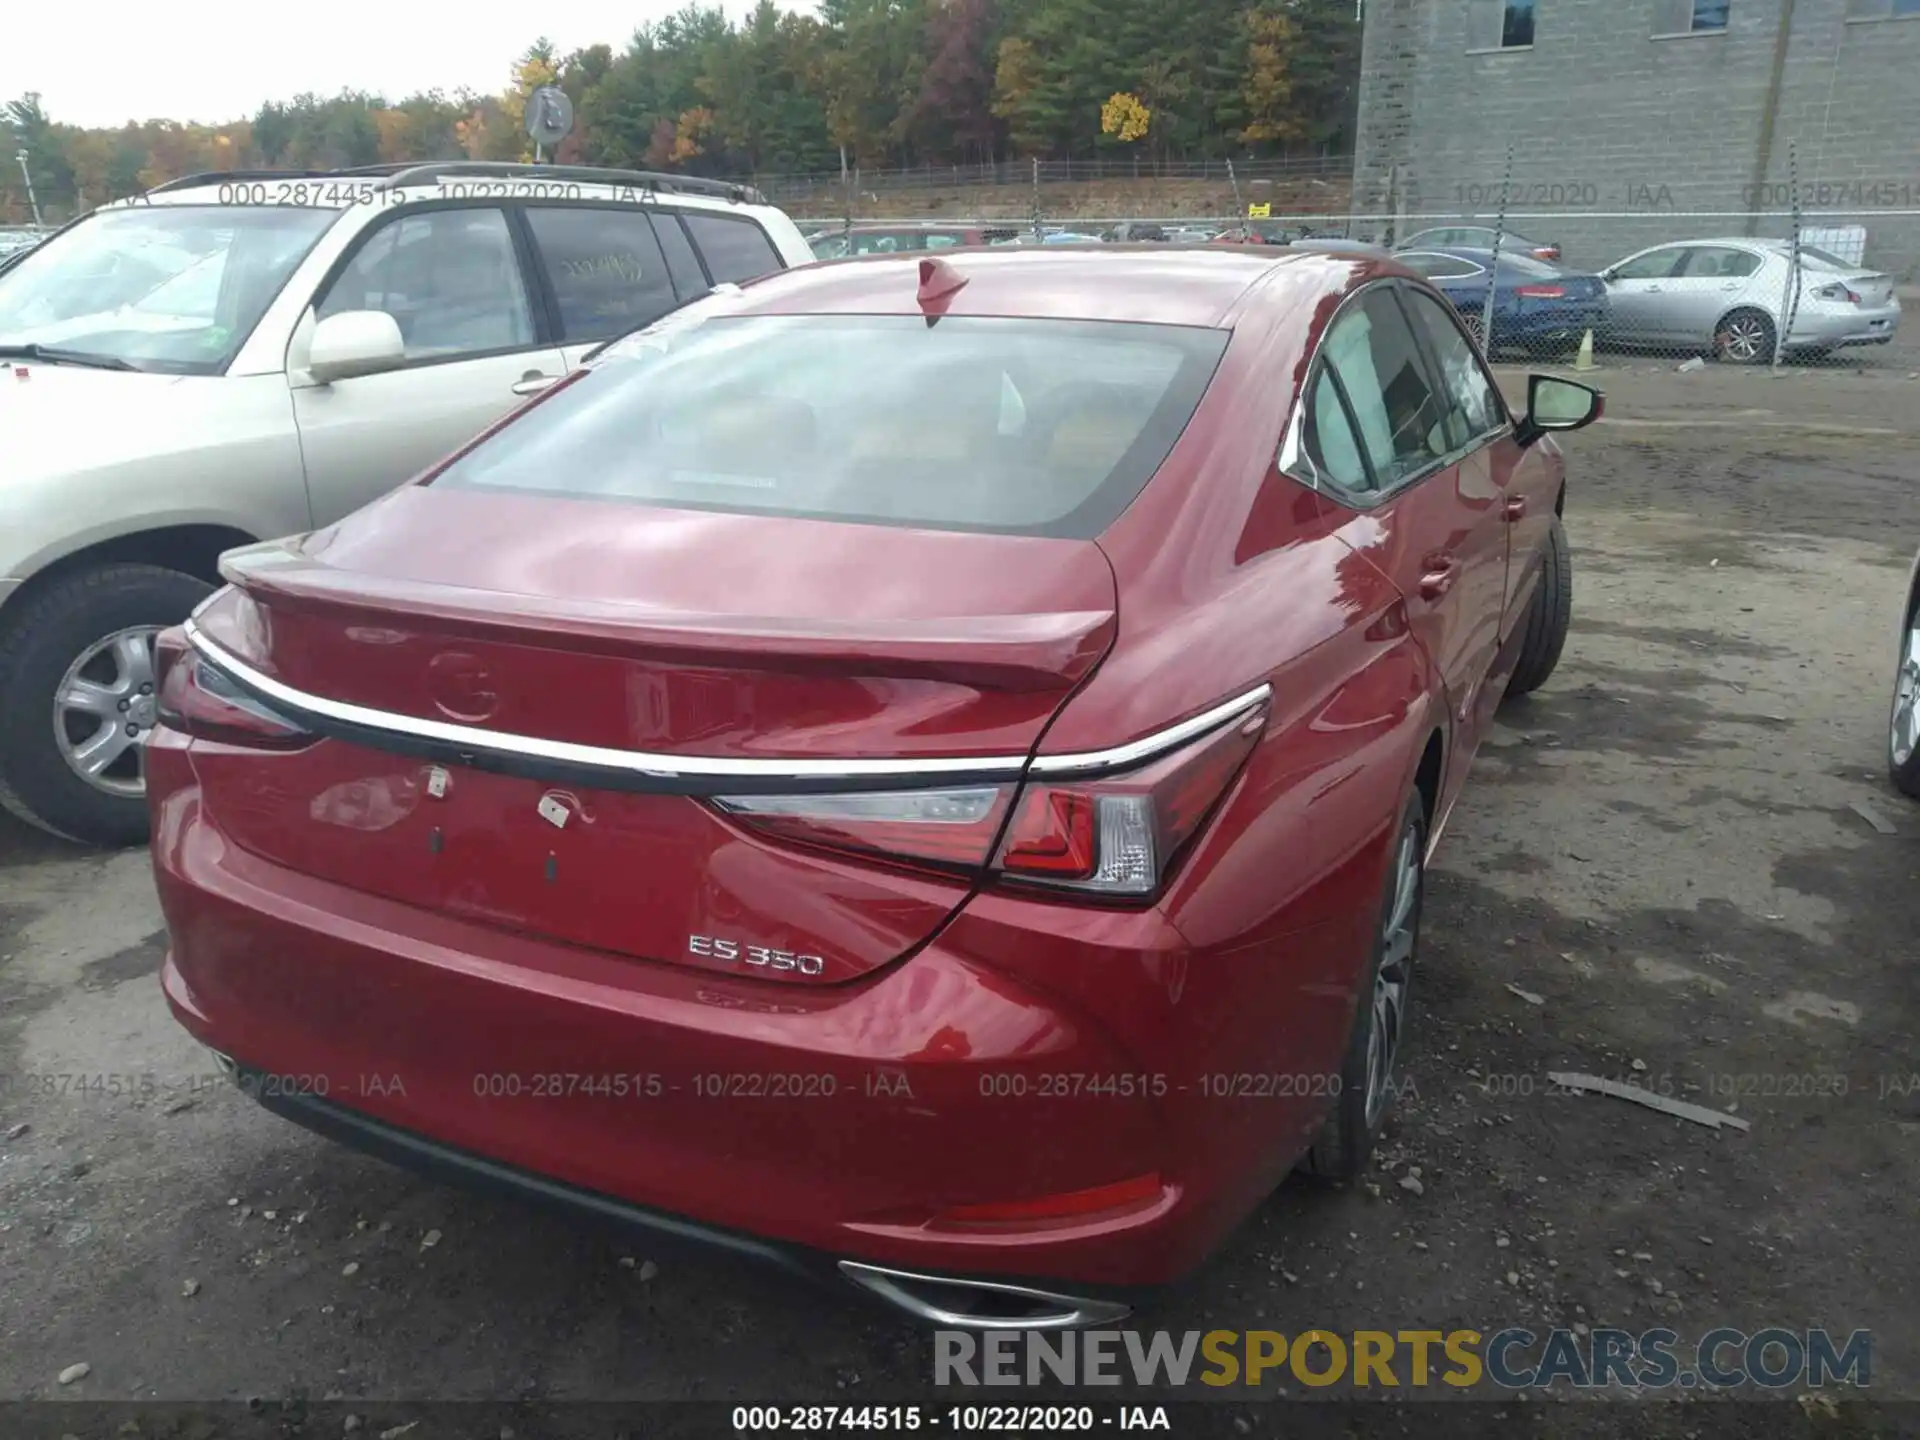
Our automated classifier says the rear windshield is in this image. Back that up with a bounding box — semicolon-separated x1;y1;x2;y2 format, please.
432;314;1230;539
1491;252;1565;279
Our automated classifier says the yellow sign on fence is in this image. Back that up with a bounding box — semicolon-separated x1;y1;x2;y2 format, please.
1247;202;1272;218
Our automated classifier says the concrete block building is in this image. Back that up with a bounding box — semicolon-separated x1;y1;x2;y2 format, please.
1351;0;1920;277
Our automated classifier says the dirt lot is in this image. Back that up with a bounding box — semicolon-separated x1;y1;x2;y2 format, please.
1;355;1917;1431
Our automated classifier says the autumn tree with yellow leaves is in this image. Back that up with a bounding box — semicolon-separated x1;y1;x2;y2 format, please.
1100;92;1151;145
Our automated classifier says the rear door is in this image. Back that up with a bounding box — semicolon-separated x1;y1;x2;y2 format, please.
1303;283;1510;802
1602;245;1690;342
1668;244;1767;342
289;205;566;523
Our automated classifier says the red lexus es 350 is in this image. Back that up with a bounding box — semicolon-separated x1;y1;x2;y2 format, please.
149;247;1601;1328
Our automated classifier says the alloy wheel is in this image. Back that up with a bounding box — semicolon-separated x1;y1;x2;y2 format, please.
1721;314;1769;363
1363;822;1421;1130
1893;609;1920;770
53;626;162;799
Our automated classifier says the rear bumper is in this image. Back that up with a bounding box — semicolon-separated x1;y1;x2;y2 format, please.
1500;305;1609;343
1789;304;1899;348
215;1058;1141;1324
153;770;1333;1299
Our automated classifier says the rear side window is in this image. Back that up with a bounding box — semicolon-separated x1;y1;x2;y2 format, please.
683;214;783;284
1678;246;1762;279
432;314;1230;539
525;208;679;343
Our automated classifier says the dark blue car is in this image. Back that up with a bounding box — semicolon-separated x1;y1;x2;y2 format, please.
1396;247;1610;356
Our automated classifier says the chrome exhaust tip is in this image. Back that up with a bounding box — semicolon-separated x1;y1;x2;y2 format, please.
210;1049;237;1077
838;1261;1132;1330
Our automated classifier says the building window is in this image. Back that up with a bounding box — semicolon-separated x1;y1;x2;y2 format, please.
1471;0;1535;49
1654;0;1728;34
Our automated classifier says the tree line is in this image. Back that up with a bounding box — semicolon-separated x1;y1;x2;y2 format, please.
2;0;1360;224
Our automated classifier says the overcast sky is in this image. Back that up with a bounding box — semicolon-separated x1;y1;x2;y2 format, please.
3;0;812;129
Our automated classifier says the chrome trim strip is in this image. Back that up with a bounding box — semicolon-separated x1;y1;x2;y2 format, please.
184;620;1269;788
837;1260;1132;1330
184;621;1031;783
1027;684;1272;776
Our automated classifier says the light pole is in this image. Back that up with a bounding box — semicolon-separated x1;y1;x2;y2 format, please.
14;149;42;228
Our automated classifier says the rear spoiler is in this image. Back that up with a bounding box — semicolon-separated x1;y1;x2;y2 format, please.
217;545;1112;693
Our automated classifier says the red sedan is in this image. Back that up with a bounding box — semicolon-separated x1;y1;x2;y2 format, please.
149;248;1600;1328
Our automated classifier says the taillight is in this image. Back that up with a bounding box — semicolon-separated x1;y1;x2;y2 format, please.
993;701;1269;898
1516;284;1566;299
710;786;1015;871
714;700;1268;897
157;647;312;750
1815;281;1861;304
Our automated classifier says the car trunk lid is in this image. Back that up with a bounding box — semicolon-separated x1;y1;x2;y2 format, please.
185;485;1117;982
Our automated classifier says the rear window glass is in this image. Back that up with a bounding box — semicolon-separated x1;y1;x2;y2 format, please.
432;314;1230;539
1491;252;1564;279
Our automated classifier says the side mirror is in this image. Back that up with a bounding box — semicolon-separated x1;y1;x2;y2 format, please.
308;310;406;384
1515;374;1604;448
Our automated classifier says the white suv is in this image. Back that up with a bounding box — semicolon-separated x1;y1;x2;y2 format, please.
0;162;816;845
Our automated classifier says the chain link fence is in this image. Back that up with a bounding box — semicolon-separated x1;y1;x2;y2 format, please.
798;164;1915;371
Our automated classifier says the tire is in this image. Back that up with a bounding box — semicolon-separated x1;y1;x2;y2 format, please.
1892;590;1920;800
1713;308;1776;366
1299;788;1427;1182
0;564;213;847
1504;517;1572;699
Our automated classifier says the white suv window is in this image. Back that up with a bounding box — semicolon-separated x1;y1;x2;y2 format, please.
524;207;679;343
318;207;535;361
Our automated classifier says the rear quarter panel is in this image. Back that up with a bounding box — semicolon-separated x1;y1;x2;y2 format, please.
1009;266;1449;1198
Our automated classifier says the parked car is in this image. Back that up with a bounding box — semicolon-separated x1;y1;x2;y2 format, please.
1894;548;1920;799
1397;247;1611;355
1285;239;1395;259
1397;227;1563;262
1598;237;1900;364
150;246;1601;1327
0;161;814;846
1103;221;1169;243
1211;220;1298;246
809;224;1015;259
0;227;46;261
1166;225;1220;244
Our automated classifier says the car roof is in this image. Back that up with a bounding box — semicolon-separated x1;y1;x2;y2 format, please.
94;176;787;224
742;246;1366;328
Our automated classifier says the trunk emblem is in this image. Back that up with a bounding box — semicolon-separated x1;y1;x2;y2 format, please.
426;652;500;723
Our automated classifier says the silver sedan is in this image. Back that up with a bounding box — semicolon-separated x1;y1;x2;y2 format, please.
1599;237;1900;363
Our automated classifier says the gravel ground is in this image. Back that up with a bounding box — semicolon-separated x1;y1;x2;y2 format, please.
1;358;1917;1429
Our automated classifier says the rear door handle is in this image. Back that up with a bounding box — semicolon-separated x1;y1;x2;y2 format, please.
1419;556;1459;600
1506;497;1527;522
511;372;556;396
